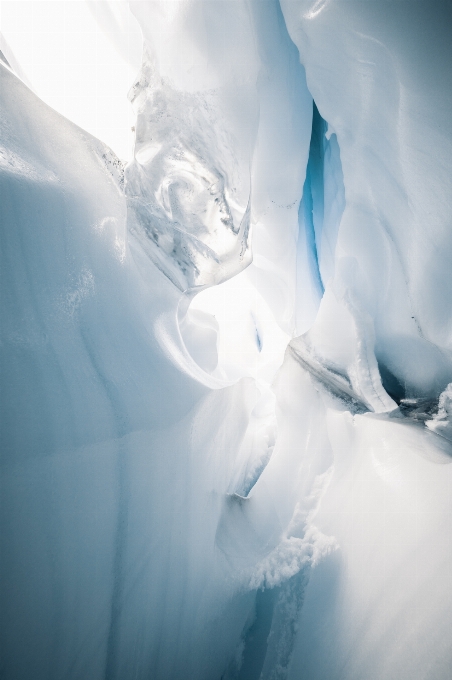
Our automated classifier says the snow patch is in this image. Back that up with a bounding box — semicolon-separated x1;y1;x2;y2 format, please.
249;526;338;590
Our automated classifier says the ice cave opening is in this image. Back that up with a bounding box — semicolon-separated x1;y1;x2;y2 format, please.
1;2;452;680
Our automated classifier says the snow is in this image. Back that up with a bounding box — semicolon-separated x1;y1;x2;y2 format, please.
1;1;452;679
288;407;452;680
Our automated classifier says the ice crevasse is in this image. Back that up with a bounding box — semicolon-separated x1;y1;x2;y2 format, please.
1;1;452;679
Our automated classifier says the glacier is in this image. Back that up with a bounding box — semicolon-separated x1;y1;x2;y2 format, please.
1;1;452;679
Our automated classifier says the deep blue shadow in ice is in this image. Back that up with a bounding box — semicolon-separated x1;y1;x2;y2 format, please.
299;103;327;296
297;101;346;315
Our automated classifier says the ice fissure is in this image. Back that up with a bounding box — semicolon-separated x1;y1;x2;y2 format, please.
2;1;452;680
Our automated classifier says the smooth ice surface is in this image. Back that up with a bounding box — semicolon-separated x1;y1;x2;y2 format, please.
2;1;452;679
0;60;246;680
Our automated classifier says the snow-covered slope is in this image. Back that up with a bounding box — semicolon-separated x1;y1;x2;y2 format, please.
1;1;452;679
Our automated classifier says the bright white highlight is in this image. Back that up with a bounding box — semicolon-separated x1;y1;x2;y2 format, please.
190;270;291;385
0;0;142;160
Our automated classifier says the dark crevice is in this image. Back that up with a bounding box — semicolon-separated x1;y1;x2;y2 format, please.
299;101;328;297
236;588;279;680
377;361;445;426
296;95;345;335
378;362;406;403
104;446;128;680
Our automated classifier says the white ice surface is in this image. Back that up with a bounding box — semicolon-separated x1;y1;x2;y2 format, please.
2;2;452;679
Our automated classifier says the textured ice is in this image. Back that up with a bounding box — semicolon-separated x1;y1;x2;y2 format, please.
126;49;252;290
2;1;452;680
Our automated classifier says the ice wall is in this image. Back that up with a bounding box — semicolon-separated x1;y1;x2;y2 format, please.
280;1;452;677
2;1;452;680
0;4;316;675
126;0;313;302
283;0;452;404
0;60;255;680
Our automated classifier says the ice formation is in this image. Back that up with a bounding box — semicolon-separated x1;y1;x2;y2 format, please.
1;1;452;679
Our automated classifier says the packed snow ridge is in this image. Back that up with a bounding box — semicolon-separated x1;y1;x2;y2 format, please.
1;1;452;680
